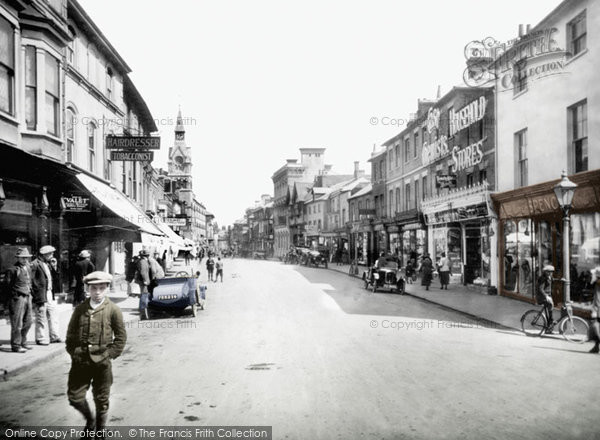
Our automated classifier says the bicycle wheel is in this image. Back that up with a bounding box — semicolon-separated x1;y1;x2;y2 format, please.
521;310;547;336
559;316;589;343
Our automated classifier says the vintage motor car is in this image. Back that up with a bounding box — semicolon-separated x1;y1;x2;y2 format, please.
362;257;405;294
143;270;205;320
307;249;328;268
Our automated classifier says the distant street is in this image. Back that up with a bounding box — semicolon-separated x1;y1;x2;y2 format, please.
1;259;599;439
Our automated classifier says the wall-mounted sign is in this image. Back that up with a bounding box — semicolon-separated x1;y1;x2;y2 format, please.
61;194;91;212
106;136;160;150
436;174;457;189
425;203;488;225
426;107;441;133
422;135;450;166
163;217;187;226
449;96;487;137
358;209;376;216
451;138;485;173
110;151;154;161
1;199;33;216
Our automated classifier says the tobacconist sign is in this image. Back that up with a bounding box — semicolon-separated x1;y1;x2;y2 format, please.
61;194;91;212
110;151;154;161
106;135;160;162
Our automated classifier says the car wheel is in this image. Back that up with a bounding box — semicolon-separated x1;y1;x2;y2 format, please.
397;281;405;295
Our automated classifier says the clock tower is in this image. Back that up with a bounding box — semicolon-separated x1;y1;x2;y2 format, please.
167;108;194;218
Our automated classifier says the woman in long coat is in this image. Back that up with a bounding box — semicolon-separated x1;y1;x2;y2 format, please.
421;253;433;291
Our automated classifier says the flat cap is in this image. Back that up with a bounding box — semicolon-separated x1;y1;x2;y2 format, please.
15;248;33;258
39;245;56;255
79;250;91;258
83;271;113;285
543;264;555;272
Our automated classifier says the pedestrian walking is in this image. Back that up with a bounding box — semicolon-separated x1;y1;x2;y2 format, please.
184;249;191;265
438;252;451;290
66;271;126;433
135;250;151;318
536;265;556;334
206;256;215;281
2;248;34;353
215;257;223;282
30;245;62;345
73;250;95;307
149;252;165;294
125;255;139;297
420;253;433;291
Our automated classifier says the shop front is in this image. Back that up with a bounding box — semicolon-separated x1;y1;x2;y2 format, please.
492;169;600;309
351;220;372;266
422;182;494;288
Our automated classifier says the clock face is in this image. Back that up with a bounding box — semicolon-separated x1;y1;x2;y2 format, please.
176;133;184;140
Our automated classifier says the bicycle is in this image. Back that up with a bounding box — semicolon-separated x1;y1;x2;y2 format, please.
520;303;589;343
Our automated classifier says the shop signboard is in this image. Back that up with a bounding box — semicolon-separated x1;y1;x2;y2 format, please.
425;203;488;225
163;217;187;226
110;151;154;161
436;174;457;189
105;136;161;150
61;194;91;212
359;209;376;216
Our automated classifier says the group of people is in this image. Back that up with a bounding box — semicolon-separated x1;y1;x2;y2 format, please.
1;245;127;432
205;255;224;282
403;251;451;291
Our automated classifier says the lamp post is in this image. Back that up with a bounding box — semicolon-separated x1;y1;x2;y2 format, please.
553;170;578;314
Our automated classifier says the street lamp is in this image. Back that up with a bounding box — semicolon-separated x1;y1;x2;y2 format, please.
553;170;577;312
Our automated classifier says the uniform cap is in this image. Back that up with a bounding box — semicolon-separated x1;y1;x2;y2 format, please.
15;248;33;258
79;250;91;258
39;245;56;255
139;249;149;256
83;271;113;285
543;265;555;272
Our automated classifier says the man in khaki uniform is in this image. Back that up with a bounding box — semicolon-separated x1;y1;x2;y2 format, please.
66;271;127;432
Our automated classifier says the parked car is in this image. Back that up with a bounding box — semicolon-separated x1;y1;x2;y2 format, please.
253;250;267;260
362;257;405;294
307;250;328;268
143;270;205;319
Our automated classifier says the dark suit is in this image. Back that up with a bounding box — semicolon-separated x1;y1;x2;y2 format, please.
30;258;60;343
73;259;95;306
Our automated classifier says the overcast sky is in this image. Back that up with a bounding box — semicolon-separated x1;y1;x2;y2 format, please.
79;0;562;226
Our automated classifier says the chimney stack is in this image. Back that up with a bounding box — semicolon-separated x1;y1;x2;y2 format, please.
354;161;360;178
526;24;531;34
518;24;524;37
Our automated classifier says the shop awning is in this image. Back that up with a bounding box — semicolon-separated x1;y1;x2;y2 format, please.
76;174;163;236
154;221;186;250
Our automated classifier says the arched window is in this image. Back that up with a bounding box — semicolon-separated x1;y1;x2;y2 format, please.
88;121;96;172
66;107;76;162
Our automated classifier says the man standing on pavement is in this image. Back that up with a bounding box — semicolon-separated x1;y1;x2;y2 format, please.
73;250;95;307
588;267;600;354
66;271;126;433
2;248;34;353
31;245;62;345
149;251;165;294
215;257;223;282
135;249;151;318
206;256;215;282
536;265;556;333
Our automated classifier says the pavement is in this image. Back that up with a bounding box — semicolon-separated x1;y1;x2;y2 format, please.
0;257;202;378
327;263;542;331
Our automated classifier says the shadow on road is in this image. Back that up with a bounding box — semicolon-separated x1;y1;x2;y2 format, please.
290;265;501;331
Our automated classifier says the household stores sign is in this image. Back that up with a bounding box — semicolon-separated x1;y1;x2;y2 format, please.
106;135;160;161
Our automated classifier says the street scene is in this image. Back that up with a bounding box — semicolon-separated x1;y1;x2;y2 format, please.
1;259;599;440
1;0;600;439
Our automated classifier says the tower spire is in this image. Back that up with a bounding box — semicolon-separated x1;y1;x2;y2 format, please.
176;106;185;133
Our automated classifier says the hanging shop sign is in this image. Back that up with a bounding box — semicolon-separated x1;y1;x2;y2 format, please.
359;209;376;216
425;203;488;225
163;217;187;226
110;151;154;161
61;194;91;212
105;136;161;150
436;174;457;189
